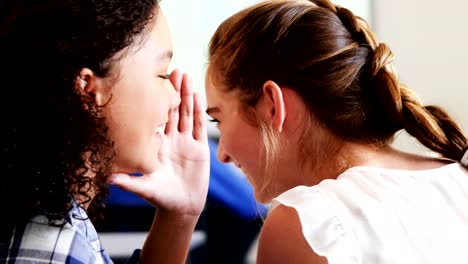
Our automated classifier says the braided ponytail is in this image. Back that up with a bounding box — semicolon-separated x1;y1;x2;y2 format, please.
310;0;377;48
400;90;467;162
311;0;468;166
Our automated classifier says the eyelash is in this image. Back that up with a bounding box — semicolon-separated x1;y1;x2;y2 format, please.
157;74;171;80
209;118;219;123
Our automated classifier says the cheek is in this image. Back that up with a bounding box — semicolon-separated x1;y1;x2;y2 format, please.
131;82;166;125
225;126;261;166
220;124;249;155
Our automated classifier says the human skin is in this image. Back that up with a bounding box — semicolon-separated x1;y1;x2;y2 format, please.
85;11;210;263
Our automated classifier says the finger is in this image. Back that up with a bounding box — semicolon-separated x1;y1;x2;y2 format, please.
166;69;183;134
178;73;194;133
193;92;207;141
170;69;183;94
108;173;154;201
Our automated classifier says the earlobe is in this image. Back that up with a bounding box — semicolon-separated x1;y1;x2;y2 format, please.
262;80;286;133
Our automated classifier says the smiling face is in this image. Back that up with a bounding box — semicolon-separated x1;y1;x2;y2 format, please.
205;70;274;201
101;11;180;174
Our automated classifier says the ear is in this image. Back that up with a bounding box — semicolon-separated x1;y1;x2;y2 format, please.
261;80;286;133
75;68;110;106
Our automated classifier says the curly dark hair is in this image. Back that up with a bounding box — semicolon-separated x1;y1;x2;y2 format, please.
0;0;159;232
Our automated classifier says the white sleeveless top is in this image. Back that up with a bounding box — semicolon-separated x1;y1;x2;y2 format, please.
271;163;468;264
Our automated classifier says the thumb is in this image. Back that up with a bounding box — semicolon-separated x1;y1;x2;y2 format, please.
108;173;149;196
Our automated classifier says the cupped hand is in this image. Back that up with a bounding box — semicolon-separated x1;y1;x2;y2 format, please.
109;69;210;217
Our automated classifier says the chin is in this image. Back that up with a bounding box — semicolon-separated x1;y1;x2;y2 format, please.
116;155;159;176
138;159;159;175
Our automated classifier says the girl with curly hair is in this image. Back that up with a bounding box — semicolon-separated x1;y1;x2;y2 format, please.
0;0;209;263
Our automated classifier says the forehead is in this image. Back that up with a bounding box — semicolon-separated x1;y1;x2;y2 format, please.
205;73;240;110
205;69;227;102
149;10;172;50
125;10;172;61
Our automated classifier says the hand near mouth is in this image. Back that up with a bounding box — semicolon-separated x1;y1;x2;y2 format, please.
108;69;210;217
107;69;210;263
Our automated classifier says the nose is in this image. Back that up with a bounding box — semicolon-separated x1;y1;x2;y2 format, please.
217;142;231;163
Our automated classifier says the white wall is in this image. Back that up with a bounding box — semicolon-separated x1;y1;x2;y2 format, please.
374;0;468;154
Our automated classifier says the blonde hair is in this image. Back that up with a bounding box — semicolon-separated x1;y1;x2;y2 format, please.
257;120;282;195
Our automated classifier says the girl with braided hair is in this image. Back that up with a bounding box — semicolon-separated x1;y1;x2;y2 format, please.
205;0;468;263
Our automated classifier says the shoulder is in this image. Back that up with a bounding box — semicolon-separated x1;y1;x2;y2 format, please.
2;216;105;264
257;204;329;264
1;219;77;262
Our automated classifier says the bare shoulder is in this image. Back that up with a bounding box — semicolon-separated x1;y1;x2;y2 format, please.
257;204;329;264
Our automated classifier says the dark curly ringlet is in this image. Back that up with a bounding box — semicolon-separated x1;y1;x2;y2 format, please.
0;0;160;233
208;0;467;174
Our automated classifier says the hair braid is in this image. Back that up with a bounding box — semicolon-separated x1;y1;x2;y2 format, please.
311;0;468;165
310;0;377;48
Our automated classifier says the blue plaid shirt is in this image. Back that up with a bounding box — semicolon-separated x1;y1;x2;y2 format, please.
0;204;140;263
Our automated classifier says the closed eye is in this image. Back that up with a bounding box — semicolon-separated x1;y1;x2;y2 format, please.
209;118;219;123
157;73;171;80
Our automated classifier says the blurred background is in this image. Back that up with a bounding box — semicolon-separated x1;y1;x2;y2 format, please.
98;0;468;263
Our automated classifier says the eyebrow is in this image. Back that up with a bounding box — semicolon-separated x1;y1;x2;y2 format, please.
155;50;173;62
206;107;221;116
